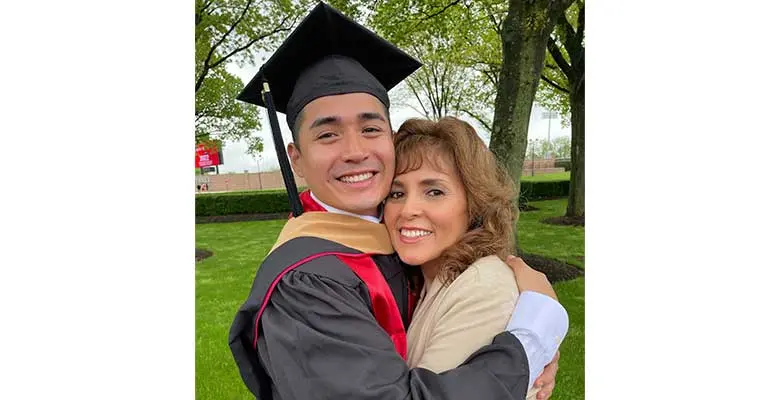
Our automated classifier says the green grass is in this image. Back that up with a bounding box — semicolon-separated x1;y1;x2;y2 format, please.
196;220;287;400
517;198;584;268
196;198;584;399
521;171;570;182
517;198;584;399
548;277;585;399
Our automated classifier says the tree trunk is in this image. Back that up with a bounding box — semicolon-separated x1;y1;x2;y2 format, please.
489;0;574;191
566;78;584;217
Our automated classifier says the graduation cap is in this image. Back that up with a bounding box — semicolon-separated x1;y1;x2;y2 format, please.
237;1;421;217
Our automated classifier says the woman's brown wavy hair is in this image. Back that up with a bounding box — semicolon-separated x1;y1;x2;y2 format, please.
393;117;519;286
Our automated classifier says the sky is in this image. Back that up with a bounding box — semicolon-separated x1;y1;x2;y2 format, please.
216;60;571;174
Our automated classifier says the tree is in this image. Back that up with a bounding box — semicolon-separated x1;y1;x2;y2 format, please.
245;135;264;159
535;3;578;129
195;66;262;143
404;42;467;120
489;0;574;189
372;0;573;188
526;138;544;160
195;0;300;93
195;0;303;144
526;137;568;160
390;39;494;124
552;135;571;159
542;0;584;218
536;63;570;127
368;0;581;250
370;0;503;130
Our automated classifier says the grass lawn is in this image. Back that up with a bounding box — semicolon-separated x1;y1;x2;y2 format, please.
521;171;570;182
196;198;584;399
196;219;287;400
517;198;584;268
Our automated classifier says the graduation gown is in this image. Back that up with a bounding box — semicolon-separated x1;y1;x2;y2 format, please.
229;191;531;399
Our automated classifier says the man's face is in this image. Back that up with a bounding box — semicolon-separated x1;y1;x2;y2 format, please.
288;92;395;216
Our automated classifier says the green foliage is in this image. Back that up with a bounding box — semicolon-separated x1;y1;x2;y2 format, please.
195;0;309;143
195;0;304;80
537;40;571;126
371;0;576;132
391;41;475;121
554;158;572;171
520;179;570;201
324;0;366;20
553;135;572;158
526;138;551;160
537;0;585;127
526;136;571;159
245;135;264;158
537;67;570;126
196;190;295;216
195;66;263;142
370;0;505;129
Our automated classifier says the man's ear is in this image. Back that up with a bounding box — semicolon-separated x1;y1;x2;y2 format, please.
287;142;304;178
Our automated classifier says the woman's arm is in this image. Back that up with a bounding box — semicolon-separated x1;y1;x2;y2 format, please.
413;264;543;398
414;267;518;371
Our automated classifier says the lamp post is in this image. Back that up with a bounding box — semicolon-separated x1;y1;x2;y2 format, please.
541;111;557;142
255;157;262;189
541;110;558;159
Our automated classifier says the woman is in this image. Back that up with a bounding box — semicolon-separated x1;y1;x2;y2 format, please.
384;117;564;400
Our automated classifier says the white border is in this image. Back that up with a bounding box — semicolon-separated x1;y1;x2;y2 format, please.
2;1;194;398
588;1;780;398
3;1;780;398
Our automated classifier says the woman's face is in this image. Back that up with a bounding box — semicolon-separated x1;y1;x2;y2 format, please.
384;154;469;269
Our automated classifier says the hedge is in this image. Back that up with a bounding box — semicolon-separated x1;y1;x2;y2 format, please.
196;188;290;197
195;181;569;216
554;158;572;171
519;180;569;201
196;190;298;216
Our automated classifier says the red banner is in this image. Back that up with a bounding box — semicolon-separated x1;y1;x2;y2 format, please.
196;144;221;168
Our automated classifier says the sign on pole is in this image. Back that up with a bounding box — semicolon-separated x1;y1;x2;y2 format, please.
196;144;222;168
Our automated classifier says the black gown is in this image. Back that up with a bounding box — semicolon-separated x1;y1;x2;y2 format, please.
229;196;531;400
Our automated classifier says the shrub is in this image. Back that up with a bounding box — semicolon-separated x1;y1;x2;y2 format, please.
554;158;572;171
195;183;568;216
196;190;295;216
519;180;569;203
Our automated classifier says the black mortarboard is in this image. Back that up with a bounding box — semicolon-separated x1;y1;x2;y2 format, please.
237;1;421;217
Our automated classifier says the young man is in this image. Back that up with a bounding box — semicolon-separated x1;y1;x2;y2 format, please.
229;3;568;399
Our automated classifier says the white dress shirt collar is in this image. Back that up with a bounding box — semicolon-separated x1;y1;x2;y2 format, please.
309;191;383;224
